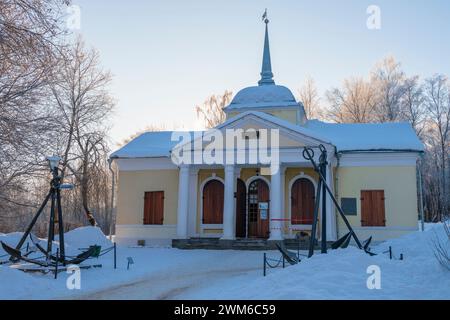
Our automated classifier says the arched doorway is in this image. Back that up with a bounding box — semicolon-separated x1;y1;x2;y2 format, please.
291;178;315;225
202;179;224;224
247;178;270;238
235;179;247;238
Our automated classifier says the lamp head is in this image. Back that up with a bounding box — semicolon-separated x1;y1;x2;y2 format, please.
46;156;61;171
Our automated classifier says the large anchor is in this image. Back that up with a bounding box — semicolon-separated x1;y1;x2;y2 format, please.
302;145;374;257
1;156;97;268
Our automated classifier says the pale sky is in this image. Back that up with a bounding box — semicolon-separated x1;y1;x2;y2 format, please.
72;0;450;146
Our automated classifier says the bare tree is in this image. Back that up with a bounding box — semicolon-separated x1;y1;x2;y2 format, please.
195;90;232;129
401;76;426;137
431;219;450;270
0;0;69;224
423;74;450;220
50;37;114;227
298;76;323;120
120;124;167;146
370;56;406;122
326;78;377;123
0;2;117;234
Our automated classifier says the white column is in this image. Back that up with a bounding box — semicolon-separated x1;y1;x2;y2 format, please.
280;167;286;237
325;164;337;241
187;168;199;237
221;165;235;240
176;165;190;239
269;166;283;240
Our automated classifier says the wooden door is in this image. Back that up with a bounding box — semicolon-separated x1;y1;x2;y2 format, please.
235;179;247;238
247;179;270;238
291;178;315;225
361;190;386;226
202;179;224;224
143;191;164;225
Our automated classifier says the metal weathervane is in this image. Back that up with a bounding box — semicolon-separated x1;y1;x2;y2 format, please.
262;9;269;24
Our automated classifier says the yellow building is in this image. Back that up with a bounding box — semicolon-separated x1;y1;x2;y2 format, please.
110;19;423;247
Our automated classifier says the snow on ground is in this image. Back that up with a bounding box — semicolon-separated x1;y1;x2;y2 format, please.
0;224;449;300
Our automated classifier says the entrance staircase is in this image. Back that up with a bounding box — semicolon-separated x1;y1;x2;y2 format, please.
172;237;331;250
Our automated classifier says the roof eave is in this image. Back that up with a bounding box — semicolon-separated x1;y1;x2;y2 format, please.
337;149;424;154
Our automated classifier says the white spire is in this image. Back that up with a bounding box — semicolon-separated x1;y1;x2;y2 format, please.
258;9;275;86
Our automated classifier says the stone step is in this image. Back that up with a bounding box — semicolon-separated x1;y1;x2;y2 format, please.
172;238;332;250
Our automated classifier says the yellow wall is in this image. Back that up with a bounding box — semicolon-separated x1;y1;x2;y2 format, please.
115;165;418;242
336;166;418;238
116;169;179;225
195;167;318;236
267;110;298;124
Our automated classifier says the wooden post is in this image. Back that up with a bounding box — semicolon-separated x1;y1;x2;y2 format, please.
263;253;266;277
113;242;117;269
54;248;59;279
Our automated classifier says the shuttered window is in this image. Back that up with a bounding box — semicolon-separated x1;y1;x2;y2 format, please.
360;190;386;227
202;180;224;224
291;178;315;224
143;191;164;225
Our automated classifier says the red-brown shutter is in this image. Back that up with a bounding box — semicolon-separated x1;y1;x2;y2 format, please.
144;191;164;225
361;190;385;227
202;180;224;224
291;178;315;225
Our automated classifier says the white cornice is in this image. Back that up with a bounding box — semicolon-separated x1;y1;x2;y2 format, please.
338;152;419;167
116;158;177;171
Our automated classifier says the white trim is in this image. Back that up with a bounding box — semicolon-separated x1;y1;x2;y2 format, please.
217;111;332;145
345;226;418;231
287;173;317;237
116;158;176;171
280;168;286;228
176;165;190;238
199;176;225;235
339;152;419;167
177;111;334;154
115;224;177;246
116;224;176;229
199;224;223;238
224;105;302;113
245;175;271;191
201;224;223;229
188;168;199;237
325;164;337;240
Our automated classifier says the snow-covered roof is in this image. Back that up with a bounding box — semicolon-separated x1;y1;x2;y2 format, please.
110;114;423;160
305;120;424;152
110;131;181;158
224;85;300;110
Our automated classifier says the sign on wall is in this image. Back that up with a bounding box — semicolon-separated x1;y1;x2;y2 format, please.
259;202;269;220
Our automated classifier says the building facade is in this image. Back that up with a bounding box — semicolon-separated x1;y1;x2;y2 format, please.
110;19;424;246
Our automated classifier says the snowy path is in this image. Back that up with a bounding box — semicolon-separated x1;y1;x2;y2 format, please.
2;224;449;300
77;266;259;300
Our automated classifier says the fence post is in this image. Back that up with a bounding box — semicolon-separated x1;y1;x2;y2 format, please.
389;246;392;260
54;248;59;279
113;242;117;269
282;256;285;268
263;253;266;277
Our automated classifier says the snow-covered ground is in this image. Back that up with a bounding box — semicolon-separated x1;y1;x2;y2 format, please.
0;224;449;300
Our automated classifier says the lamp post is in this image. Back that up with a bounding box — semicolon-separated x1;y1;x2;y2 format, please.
45;155;66;264
46;155;61;172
